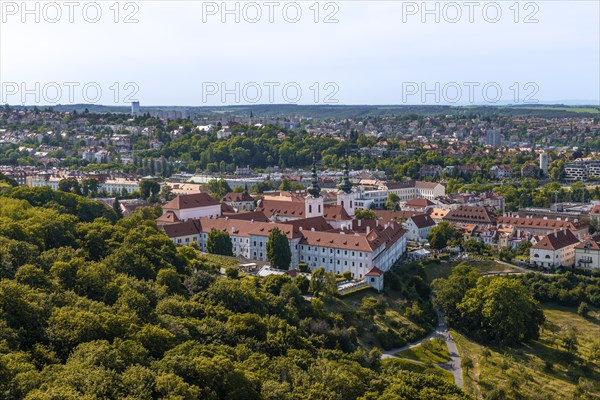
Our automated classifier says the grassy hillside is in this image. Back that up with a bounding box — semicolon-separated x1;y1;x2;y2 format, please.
423;260;521;283
452;305;600;399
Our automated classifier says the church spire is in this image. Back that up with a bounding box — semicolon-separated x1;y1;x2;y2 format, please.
340;153;352;194
307;156;321;197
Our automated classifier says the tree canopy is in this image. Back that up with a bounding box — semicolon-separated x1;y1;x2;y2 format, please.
266;227;291;270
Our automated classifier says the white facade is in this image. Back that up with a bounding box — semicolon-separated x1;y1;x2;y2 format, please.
530;243;577;269
337;190;357;217
403;219;433;242
174;205;222;221
356;182;445;209
300;243;374;279
305;195;324;218
575;247;600;270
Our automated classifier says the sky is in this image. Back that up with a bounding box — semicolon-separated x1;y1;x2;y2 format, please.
1;0;599;106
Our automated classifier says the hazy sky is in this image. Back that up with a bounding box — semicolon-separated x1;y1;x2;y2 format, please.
1;0;599;106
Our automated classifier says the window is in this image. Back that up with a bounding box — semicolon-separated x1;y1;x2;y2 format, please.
370;277;375;283
309;205;312;213
318;205;321;213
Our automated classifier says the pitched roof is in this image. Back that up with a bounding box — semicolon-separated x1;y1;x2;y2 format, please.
405;197;435;208
365;267;384;277
287;216;333;232
532;229;579;250
428;207;450;220
322;204;352;221
162;219;200;238
408;214;436;229
300;221;406;253
256;199;305;219
163;193;219;210
156;210;180;224
221;203;235;213
575;234;600;250
444;206;497;224
223;211;269;222
373;210;421;224
498;217;585;231
222;192;254;202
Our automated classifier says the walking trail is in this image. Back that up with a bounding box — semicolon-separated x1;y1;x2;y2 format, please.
381;308;463;388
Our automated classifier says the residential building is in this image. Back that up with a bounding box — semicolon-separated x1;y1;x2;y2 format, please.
222;188;254;212
497;216;588;238
403;214;436;242
575;235;600;270
489;165;513;179
161;193;221;221
530;230;580;269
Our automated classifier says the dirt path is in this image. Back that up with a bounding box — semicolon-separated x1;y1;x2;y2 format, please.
381;308;464;388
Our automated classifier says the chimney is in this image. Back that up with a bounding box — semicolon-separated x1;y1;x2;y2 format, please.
299;226;303;231
358;219;362;227
311;227;315;232
366;226;370;235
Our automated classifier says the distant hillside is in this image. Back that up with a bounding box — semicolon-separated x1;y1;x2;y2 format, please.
11;103;600;119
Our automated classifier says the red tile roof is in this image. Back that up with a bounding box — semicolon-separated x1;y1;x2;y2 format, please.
222;192;254;202
256;199;305;219
156;210;180;224
163;193;219;210
404;198;434;208
532;229;579;250
444;206;497;224
365;267;384;277
322;205;352;221
408;214;436;229
498;217;585;231
575;234;600;250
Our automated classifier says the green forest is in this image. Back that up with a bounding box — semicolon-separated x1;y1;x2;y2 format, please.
0;186;473;399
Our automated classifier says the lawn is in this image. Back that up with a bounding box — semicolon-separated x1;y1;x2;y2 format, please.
423;260;521;283
452;305;600;399
396;337;451;364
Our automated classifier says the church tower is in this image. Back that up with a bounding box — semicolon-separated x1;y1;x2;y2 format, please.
305;157;324;218
337;155;356;217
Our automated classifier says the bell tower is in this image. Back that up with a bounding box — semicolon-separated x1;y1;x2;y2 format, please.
337;155;356;217
305;157;323;218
